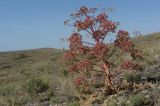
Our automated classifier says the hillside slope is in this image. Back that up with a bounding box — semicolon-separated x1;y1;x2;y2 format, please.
133;32;160;67
0;48;78;105
0;33;160;106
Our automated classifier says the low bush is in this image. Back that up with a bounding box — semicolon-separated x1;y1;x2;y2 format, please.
130;94;147;106
68;101;80;106
124;72;141;83
0;85;16;96
18;53;28;59
106;100;117;106
50;96;59;104
25;77;49;97
8;95;30;106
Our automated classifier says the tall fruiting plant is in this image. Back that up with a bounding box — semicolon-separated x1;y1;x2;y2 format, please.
64;6;143;92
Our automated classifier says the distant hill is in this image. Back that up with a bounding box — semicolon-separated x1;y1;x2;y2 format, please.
0;47;71;105
133;32;160;67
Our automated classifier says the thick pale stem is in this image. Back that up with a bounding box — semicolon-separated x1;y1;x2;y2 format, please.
103;63;112;87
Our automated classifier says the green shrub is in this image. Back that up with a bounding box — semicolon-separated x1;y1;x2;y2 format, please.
119;98;128;106
130;94;147;106
120;102;127;106
8;95;30;106
124;72;141;83
50;96;58;104
18;53;28;59
50;96;63;104
25;78;49;97
63;70;68;77
106;100;117;106
0;85;16;96
68;101;80;106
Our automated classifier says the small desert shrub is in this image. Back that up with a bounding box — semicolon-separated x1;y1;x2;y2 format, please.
18;53;28;59
50;57;58;61
63;70;69;77
25;78;49;97
68;101;80;106
119;97;128;106
130;94;147;106
124;72;141;83
8;95;30;106
106;100;117;106
145;56;158;66
0;85;16;96
120;102;127;106
50;77;77;96
50;95;80;105
50;96;59;104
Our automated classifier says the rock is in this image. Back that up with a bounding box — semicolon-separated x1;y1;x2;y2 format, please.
140;90;149;95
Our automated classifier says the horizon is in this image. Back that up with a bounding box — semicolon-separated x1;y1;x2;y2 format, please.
0;31;159;52
0;0;160;51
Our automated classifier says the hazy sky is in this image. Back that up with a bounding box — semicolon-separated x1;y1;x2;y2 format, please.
0;0;160;51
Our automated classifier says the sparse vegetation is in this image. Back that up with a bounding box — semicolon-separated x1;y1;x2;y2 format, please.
124;72;141;83
25;77;49;97
68;101;80;106
18;53;28;59
130;94;148;106
106;100;117;106
0;48;77;105
0;33;160;105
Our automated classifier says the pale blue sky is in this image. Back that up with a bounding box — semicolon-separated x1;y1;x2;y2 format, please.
0;0;160;51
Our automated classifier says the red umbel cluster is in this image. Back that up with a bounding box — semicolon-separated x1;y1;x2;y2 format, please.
115;39;133;52
64;51;75;61
96;12;108;23
68;64;78;73
77;60;91;71
117;30;129;38
92;42;107;59
74;6;97;17
69;33;82;50
92;21;117;42
115;30;133;52
115;30;143;59
79;6;89;14
121;60;142;70
99;20;117;33
93;30;105;42
74;16;94;30
68;60;91;73
70;6;119;43
74;76;85;86
121;60;133;69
